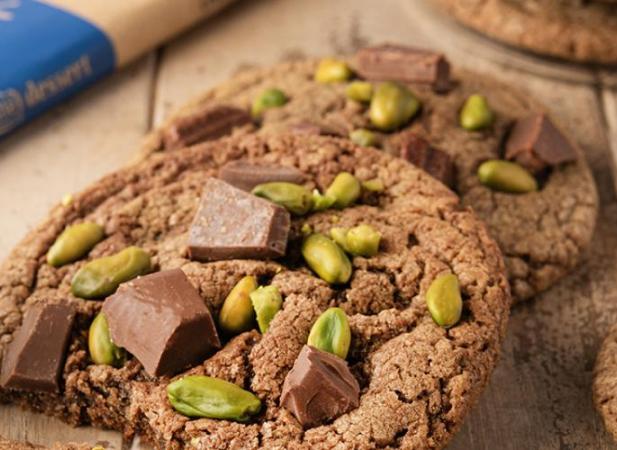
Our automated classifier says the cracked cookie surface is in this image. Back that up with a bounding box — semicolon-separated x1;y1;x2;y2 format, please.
0;133;509;449
594;324;617;442
433;0;617;64
141;59;597;302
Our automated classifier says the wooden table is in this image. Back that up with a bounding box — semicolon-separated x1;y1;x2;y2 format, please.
1;1;616;448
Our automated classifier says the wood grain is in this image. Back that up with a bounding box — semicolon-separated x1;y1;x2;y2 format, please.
1;0;617;448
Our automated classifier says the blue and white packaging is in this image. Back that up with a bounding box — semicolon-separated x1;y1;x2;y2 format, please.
0;0;235;138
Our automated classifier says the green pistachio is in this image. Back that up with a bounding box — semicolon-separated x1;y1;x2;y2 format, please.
349;129;377;147
324;172;361;209
314;58;352;83
71;246;151;299
252;182;313;215
250;285;283;333
88;313;125;367
477;160;538;193
329;227;349;251
218;276;258;335
369;82;421;131
167;375;261;421
251;88;287;118
361;178;384;192
47;222;104;267
344;224;381;257
311;189;336;212
307;307;351;359
426;273;463;328
345;81;373;102
459;94;494;131
301;233;352;285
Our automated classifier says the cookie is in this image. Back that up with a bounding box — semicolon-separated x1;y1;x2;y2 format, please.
433;0;617;64
0;439;88;450
141;50;598;302
0;133;510;449
594;324;617;441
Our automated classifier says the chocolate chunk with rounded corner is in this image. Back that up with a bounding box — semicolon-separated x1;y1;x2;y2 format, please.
163;105;252;149
188;178;290;261
280;345;359;428
391;131;454;188
355;44;451;92
0;303;75;393
505;113;577;173
102;268;220;377
219;161;305;192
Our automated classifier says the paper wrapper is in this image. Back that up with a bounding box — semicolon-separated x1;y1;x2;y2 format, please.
0;0;236;137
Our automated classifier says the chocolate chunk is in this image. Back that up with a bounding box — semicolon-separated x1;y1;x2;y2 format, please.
355;44;451;92
163;105;252;150
280;345;359;428
219;161;305;191
102;268;220;377
0;303;75;393
505;113;577;173
188;178;290;261
392;131;455;188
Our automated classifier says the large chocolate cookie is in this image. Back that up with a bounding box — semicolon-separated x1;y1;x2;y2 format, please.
433;0;617;64
0;133;510;449
594;324;617;441
141;54;598;302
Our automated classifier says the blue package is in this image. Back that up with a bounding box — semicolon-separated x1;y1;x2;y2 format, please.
0;0;115;137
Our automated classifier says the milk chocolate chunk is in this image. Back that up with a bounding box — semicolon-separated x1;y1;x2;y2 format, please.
163;105;252;150
102;268;220;377
188;178;290;261
280;345;360;428
355;44;451;92
0;303;75;393
219;161;305;192
505;113;577;173
394;132;454;188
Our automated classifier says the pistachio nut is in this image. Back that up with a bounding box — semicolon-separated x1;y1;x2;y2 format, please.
301;233;352;285
345;224;381;257
219;276;258;335
324;172;361;209
250;285;283;333
88;313;125;367
311;190;336;212
345;81;373;102
426;273;463;328
369;82;420;131
459;94;494;131
47;222;105;267
61;193;73;207
361;178;384;192
251;88;288;118
252;182;313;215
71;246;151;299
314;58;352;83
167;375;261;421
329;227;349;251
349;129;377;147
307;307;351;359
301;223;313;236
477;160;538;193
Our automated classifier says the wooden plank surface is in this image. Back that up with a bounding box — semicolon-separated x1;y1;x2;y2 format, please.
1;0;617;448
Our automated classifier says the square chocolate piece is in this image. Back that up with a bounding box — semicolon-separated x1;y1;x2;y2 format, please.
0;303;76;393
281;345;360;428
505;113;577;173
355;44;451;92
219;161;305;192
188;178;290;261
395;131;454;188
102;268;220;377
163;104;252;150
